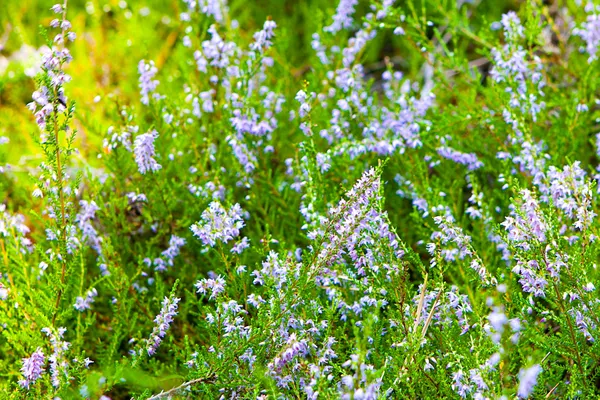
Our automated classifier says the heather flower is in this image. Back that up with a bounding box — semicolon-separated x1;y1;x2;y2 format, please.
432;215;473;261
190;202;245;247
490;12;546;129
251;20;277;52
310;167;403;275
0;283;8;300
546;162;595;231
311;33;330;64
160;235;186;267
240;348;257;370
126;192;147;203
251;251;289;289
502;189;548;249
138;60;159;105
0;205;32;252
185;0;228;23
200;25;237;69
104;125;137;152
342;27;377;67
451;370;471;398
146;296;180;356
511;260;547;297
486;307;508;343
325;0;358;33
195;275;226;300
413;286;473;335
41;327;71;387
572;308;596;342
437;146;483;171
188;181;226;200
501;11;524;40
206;300;250;339
469;369;488;392
19;348;45;389
231;237;250;254
517;364;542;398
28;27;74;131
268;333;309;373
316;152;332;173
574;13;600;62
227;136;257;176
74;288;98;312
295;90;311;118
133;130;162;174
75;200;102;256
247;293;265;308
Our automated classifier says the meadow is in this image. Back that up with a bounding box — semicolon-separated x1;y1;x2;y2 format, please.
1;0;600;398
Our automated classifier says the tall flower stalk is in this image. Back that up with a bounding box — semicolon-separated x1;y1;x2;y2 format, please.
28;1;77;324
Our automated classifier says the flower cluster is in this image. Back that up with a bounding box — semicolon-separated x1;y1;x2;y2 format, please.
146;296;180;356
574;8;600;62
190;202;245;248
19;348;45;389
138;60;159;105
6;0;600;398
41;327;71;388
133;129;162;174
73;288;98;312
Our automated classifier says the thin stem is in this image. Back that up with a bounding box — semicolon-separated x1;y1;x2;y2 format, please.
552;282;586;383
52;0;69;327
146;374;215;399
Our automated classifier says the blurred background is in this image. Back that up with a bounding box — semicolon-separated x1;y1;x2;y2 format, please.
0;0;512;168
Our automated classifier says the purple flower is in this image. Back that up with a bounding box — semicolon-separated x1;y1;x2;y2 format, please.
195;275;226;300
160;235;186;266
240;348;257;370
511;260;548;297
19;348;45;389
138;60;159;105
324;0;358;33
251;251;289;289
134;130;162;174
451;370;471;398
74;288;98;312
574;13;600;62
76;200;102;256
572;308;596;342
296;90;311;118
41;327;70;387
268;333;309;373
231;237;250;254
518;364;542;398
469;369;488;391
433;215;473;260
185;0;227;23
147;296;180;356
191;202;245;247
200;25;238;70
501;11;524;40
227;136;257;176
437;146;483;171
502;189;548;248
251;20;277;52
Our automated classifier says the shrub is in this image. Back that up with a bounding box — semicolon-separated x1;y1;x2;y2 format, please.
1;0;600;398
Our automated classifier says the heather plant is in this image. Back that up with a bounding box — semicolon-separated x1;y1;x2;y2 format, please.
2;0;600;398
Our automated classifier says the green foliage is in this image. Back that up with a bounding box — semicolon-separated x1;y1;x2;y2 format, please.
2;0;600;399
